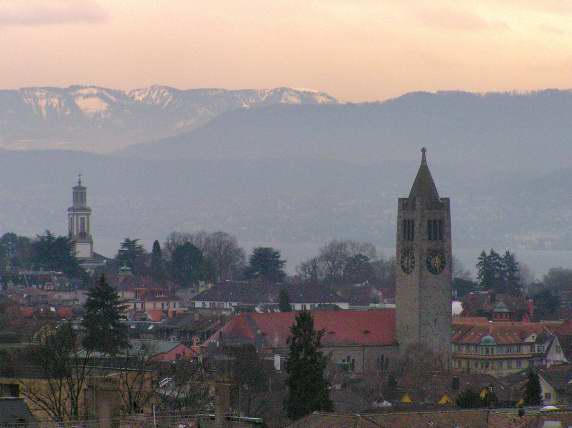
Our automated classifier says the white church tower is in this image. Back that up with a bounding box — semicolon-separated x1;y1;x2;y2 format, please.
68;175;94;259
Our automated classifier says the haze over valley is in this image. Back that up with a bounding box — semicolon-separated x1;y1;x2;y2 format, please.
1;86;572;275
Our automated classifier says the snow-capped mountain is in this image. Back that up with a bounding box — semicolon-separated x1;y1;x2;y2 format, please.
0;85;338;152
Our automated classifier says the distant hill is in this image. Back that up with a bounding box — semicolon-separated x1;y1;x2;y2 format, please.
1;150;572;268
0;85;337;152
123;89;572;172
2;88;572;274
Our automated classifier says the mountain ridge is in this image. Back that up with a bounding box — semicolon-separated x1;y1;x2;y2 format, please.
121;89;572;171
0;85;338;152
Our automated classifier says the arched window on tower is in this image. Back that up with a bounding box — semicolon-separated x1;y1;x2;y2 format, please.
402;219;415;241
427;220;444;241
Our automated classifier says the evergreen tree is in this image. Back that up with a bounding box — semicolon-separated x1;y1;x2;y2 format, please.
245;247;286;283
343;254;374;284
150;240;165;283
503;250;521;294
279;289;292;312
31;231;81;277
488;249;505;292
284;311;333;420
115;238;147;275
170;242;204;287
82;275;128;355
523;368;543;406
476;251;493;289
384;375;398;400
455;389;483;408
455;388;497;408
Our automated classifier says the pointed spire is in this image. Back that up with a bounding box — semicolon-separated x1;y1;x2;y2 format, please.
78;173;82;186
408;147;441;203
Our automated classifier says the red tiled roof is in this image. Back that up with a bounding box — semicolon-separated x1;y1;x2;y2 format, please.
19;307;35;318
56;307;73;319
146;309;165;322
208;309;396;348
554;319;572;336
452;320;550;345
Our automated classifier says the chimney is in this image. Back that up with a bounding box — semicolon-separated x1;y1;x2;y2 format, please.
528;299;534;319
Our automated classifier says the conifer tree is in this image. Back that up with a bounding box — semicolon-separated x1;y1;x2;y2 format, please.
82;275;128;355
279;289;292;312
245;247;286;283
284;311;333;420
476;250;493;289
150;240;165;283
523;368;543;406
488;249;505;292
503;250;521;294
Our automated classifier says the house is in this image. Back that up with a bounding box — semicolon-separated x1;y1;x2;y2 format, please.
205;310;398;374
129;339;198;362
0;398;38;427
537;365;572;406
553;319;572;361
110;274;184;319
156;312;227;343
287;409;572;428
461;291;533;322
452;320;567;375
191;282;349;312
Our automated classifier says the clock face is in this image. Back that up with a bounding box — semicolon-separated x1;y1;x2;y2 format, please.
400;248;415;274
426;250;447;275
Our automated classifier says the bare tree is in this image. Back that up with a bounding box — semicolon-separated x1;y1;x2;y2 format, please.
164;231;245;281
297;239;381;284
18;323;93;425
452;256;472;281
157;359;209;414
116;343;159;416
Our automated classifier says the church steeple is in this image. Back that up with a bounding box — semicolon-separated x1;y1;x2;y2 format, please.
408;147;440;204
68;175;93;259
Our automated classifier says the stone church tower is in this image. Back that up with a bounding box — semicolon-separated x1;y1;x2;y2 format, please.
68;175;93;259
395;148;452;367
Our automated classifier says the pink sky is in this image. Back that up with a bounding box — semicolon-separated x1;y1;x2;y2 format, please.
1;0;571;102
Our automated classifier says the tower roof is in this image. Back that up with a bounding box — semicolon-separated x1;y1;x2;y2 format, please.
73;173;86;190
408;147;441;204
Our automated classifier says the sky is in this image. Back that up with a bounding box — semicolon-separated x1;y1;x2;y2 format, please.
0;0;571;102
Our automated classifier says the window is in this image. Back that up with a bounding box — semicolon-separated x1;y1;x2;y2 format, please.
427;219;444;241
80;217;86;234
516;360;522;368
0;383;19;397
545;392;552;400
402;219;415;241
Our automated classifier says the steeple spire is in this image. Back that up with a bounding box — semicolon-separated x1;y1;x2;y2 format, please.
408;147;440;203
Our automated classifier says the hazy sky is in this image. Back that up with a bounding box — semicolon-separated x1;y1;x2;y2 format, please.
1;0;571;101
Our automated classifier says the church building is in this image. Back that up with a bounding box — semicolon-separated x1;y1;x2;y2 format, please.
68;175;93;259
67;176;106;270
206;148;453;372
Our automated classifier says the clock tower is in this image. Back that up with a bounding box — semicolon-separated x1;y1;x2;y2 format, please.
396;148;452;367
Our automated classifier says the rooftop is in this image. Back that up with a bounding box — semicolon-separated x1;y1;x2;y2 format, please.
207;309;396;349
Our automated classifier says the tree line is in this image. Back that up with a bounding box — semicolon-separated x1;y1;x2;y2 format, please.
114;232;288;287
0;231;82;278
